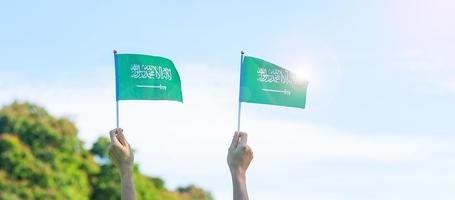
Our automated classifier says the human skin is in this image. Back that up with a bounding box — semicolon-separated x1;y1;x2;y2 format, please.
108;128;137;200
227;131;254;200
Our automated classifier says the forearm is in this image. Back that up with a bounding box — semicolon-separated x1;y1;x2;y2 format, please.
120;167;137;200
231;170;249;200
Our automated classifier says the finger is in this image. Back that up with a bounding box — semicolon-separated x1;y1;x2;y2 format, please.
115;128;126;145
109;129;121;145
229;131;240;149
239;132;248;146
117;129;129;146
245;145;252;153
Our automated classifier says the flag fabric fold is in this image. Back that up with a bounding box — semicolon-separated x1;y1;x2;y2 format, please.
239;56;308;108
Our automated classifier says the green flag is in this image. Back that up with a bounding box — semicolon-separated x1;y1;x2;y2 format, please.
239;56;308;108
115;54;183;102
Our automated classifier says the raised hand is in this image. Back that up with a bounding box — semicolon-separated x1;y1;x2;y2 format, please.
108;128;136;200
109;128;134;171
227;131;253;200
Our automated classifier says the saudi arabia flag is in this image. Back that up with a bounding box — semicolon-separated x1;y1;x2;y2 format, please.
239;56;308;108
115;54;183;102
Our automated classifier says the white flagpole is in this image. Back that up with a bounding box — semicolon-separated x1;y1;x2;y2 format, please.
237;51;245;132
114;49;120;128
116;101;119;128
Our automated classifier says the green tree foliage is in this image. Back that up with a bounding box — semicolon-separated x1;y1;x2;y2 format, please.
0;102;213;200
177;185;214;200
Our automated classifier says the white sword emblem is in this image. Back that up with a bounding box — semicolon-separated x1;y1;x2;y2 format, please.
136;84;167;91
261;88;291;95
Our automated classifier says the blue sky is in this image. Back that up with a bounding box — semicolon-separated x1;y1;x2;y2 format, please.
1;0;454;199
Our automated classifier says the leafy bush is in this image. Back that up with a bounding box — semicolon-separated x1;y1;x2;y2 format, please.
0;102;213;200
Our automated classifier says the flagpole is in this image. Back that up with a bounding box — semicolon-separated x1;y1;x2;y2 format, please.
237;51;245;132
113;49;120;128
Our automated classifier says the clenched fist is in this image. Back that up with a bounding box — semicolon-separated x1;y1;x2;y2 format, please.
227;131;253;174
108;128;134;172
227;131;253;200
108;128;136;200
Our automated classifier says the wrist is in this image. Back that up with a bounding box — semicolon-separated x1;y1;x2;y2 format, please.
231;168;248;200
230;168;246;180
119;164;134;178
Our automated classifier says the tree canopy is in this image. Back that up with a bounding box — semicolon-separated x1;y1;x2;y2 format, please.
0;102;213;200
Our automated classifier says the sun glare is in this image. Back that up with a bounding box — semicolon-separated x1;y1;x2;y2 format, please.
288;59;317;84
